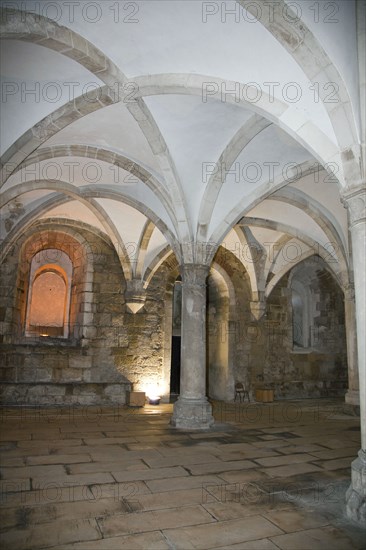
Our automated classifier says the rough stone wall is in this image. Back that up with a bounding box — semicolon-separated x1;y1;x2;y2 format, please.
251;260;348;399
0;220;131;405
115;261;172;397
0;222;348;406
208;251;348;401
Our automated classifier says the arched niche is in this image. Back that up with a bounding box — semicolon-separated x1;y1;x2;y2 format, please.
25;249;72;338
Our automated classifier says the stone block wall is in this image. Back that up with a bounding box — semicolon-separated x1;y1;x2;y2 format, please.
0;222;349;407
114;263;169;398
207;250;348;401
244;261;348;399
0;219;167;406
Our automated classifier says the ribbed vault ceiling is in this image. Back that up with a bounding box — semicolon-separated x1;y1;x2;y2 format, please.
1;0;363;298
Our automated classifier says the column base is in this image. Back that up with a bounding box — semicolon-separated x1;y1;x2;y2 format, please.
171;397;214;430
346;450;366;524
345;390;360;407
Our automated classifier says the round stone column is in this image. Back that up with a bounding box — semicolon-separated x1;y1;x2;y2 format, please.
344;284;359;407
343;188;366;523
171;264;214;429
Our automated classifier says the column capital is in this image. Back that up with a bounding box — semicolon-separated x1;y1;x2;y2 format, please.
341;186;366;228
125;279;146;314
250;300;266;320
180;263;210;286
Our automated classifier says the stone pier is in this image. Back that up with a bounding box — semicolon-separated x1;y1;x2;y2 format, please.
171;264;214;429
344;188;366;524
344;284;359;407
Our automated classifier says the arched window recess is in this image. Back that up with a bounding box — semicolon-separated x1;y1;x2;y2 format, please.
25;249;72;339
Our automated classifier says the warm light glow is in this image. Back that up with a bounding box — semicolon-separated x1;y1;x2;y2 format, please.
136;376;168;399
143;381;161;400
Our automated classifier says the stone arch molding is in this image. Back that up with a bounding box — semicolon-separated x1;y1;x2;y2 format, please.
0;8;189;241
0;179;182;276
12;144;179;234
1;7;360;191
237;0;361;189
0;4;362;268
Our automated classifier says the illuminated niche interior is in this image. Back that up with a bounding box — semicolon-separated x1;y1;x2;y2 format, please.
25;249;73;338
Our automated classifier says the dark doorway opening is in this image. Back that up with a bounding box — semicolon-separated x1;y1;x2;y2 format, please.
170;335;181;400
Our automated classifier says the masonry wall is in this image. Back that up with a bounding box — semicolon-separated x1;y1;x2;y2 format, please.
237;259;348;400
0;220;168;406
206;250;348;401
0;223;349;406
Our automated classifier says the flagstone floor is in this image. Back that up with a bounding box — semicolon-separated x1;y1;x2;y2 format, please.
0;398;365;549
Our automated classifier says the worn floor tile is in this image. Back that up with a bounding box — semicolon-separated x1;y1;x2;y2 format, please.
313;457;355;471
54;531;170;549
98;504;215;536
143;453;221;468
255;453;315;467
0;497;129;528
129;487;206;511
263;508;331;532
112;465;188;483
163;515;284;548
217;469;268;484
68;459;148;474
0;518;101;550
270;525;364;549
214;539;280;549
1;464;66;480
187;460;256;476
309;447;360;460
261;462;322;478
277;444;327;455
26;454;92;466
146;474;225;493
202;500;286;521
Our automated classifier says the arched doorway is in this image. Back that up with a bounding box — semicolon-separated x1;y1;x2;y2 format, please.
170;277;182;400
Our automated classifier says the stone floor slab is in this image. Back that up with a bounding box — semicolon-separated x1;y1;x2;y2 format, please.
88;448;162;461
112;465;188;483
214;539;280;549
88;480;151;500
68;459;148;474
128;487;206;511
0;484;94;508
188;460;256;476
277;443;328;454
263;508;331;532
31;472;115;486
255;453;315;467
0;400;362;550
0;518;101;550
270;525;365;549
1;464;66;480
213;450;280;461
309;447;360;460
0;496;130;529
143;453;221;468
202;500;292;521
54;531;170;549
313;457;356;470
98;504;215;537
218;469;268;484
261;462;323;478
146;474;225;493
163;515;284;548
26;454;92;465
82;437;138;445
